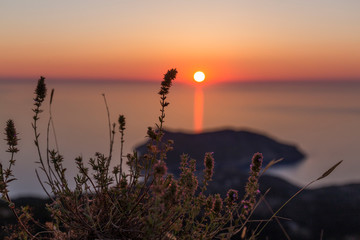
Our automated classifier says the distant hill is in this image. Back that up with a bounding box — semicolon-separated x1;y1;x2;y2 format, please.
135;129;305;176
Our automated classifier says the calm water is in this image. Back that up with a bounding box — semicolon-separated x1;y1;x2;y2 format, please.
1;80;360;197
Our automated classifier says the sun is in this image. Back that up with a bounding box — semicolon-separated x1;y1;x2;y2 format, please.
194;71;205;83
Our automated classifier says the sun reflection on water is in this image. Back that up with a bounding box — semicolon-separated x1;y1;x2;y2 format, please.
194;86;204;133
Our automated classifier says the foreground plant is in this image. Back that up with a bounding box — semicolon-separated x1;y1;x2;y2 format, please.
1;70;342;239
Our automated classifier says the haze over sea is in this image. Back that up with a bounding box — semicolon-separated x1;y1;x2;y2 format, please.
1;80;360;197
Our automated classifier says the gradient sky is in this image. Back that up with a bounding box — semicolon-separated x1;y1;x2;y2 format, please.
1;1;360;83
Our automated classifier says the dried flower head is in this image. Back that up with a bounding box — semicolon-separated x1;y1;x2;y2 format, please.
159;68;177;96
5;120;19;152
213;194;223;214
147;127;157;140
153;161;168;177
240;152;263;220
203;152;214;182
180;171;197;196
226;189;239;205
251;152;263;175
118;115;126;131
34;76;47;104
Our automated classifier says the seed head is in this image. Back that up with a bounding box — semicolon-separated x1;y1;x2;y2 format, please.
226;189;239;204
213;194;223;214
251;152;263;174
147;127;157;140
240;152;264;220
153;161;168;177
159;68;177;96
118;115;126;131
5;119;19;153
203;152;214;181
34;76;47;104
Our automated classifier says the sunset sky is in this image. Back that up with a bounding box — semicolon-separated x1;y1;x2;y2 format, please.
1;1;360;83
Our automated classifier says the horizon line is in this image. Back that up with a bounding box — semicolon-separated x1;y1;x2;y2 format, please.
1;76;360;85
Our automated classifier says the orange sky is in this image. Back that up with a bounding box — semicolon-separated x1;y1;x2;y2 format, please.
1;1;360;83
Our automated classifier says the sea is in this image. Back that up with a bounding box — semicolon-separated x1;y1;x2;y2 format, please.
1;80;360;197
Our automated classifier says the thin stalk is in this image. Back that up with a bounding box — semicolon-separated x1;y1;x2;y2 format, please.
119;125;125;182
261;196;291;240
102;94;115;179
102;94;113;159
254;181;314;238
255;159;342;238
158;94;166;133
49;89;59;152
35;169;54;200
46;89;61;186
3;152;15;183
33;104;54;189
